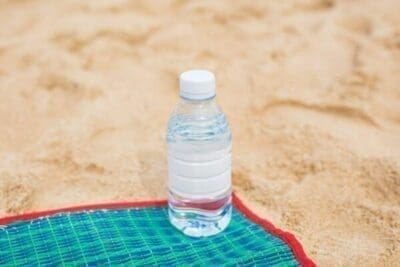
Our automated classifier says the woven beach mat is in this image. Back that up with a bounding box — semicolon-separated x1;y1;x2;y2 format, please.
0;193;315;266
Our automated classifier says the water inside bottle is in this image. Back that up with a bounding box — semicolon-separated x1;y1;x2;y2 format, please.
167;108;232;237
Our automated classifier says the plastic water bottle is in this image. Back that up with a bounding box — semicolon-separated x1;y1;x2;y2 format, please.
167;70;232;237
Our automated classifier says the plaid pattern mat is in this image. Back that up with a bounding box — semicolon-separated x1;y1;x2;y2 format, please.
0;194;315;266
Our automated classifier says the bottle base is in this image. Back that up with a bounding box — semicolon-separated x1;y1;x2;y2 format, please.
168;191;232;237
168;206;231;238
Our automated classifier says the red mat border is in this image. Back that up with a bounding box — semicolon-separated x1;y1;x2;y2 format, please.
232;194;316;267
0;193;315;267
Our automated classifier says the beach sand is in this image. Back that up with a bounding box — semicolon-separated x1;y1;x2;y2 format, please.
0;0;399;265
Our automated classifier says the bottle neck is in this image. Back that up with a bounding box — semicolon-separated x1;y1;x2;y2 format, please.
180;96;216;105
175;96;220;115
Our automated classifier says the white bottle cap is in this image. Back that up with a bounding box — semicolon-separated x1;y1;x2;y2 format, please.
179;69;216;100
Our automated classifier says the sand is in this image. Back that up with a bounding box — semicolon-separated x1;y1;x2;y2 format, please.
0;0;399;265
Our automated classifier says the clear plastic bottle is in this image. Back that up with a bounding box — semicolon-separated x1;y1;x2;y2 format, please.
167;70;232;237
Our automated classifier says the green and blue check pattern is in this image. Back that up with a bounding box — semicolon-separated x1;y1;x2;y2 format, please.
0;205;299;266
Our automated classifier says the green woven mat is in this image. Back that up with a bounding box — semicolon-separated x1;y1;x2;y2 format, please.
0;196;314;266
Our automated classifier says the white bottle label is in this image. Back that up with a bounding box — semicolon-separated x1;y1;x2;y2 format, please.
168;147;231;199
